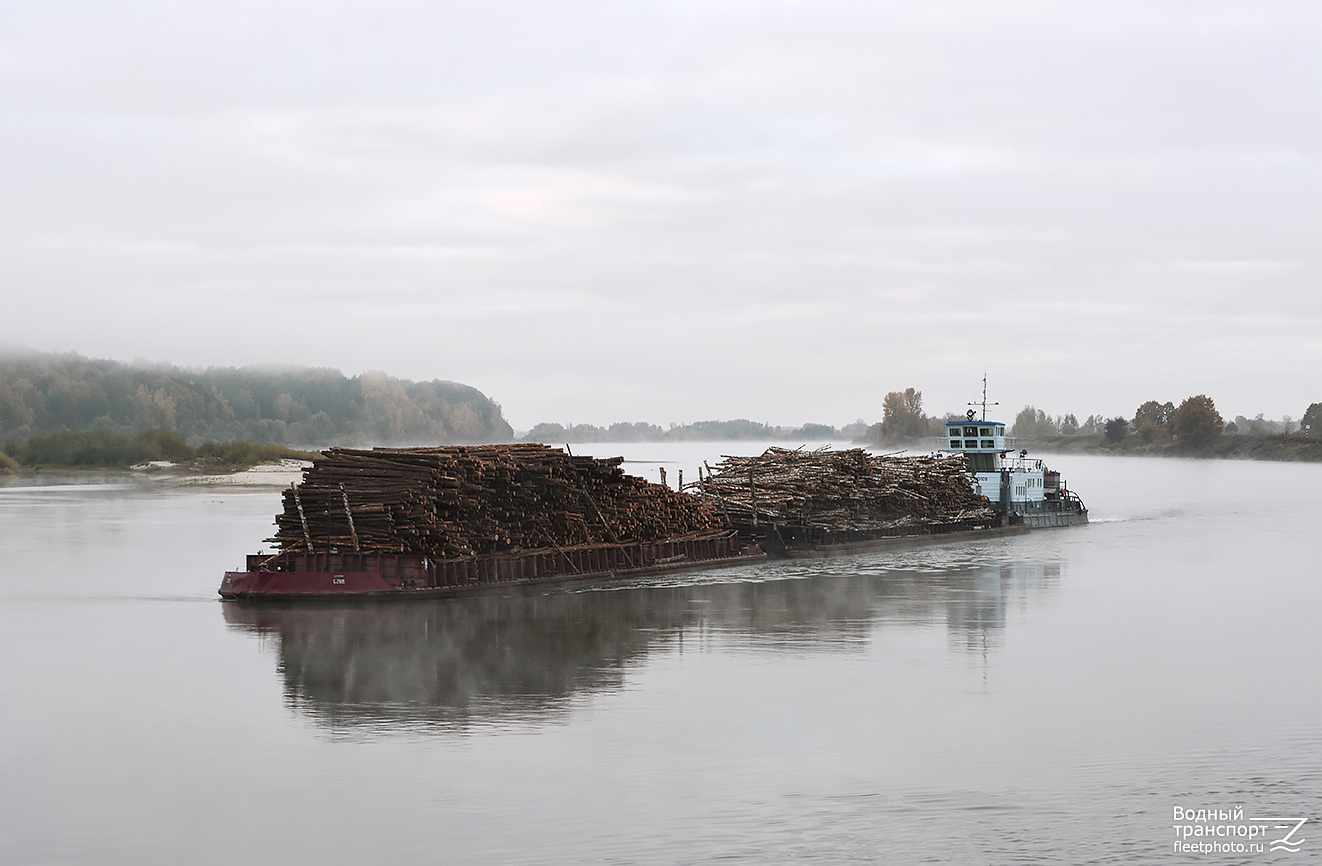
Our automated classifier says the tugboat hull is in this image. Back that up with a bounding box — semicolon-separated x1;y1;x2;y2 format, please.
1015;509;1088;529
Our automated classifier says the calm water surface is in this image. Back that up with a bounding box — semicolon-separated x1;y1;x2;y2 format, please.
1;448;1319;864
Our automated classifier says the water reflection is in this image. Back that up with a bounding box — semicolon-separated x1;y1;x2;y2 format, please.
223;560;1060;734
944;562;1059;654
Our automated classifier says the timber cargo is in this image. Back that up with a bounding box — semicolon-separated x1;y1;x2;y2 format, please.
694;446;1023;557
220;444;763;600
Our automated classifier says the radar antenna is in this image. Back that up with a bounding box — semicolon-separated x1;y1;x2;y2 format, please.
968;374;999;421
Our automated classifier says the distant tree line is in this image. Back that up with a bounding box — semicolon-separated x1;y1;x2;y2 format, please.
1015;395;1322;446
1089;395;1226;445
1006;396;1226;445
859;386;1322;453
522;418;869;444
0;352;513;449
516;388;1322;456
866;389;1108;446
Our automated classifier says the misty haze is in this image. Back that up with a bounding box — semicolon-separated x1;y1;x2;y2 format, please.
2;2;1319;864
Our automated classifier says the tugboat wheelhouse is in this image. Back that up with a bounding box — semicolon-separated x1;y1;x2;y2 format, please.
942;409;1087;528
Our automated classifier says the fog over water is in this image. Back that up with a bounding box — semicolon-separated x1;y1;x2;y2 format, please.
1;446;1319;864
2;3;1317;860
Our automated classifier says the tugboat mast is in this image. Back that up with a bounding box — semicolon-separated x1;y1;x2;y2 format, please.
968;373;999;422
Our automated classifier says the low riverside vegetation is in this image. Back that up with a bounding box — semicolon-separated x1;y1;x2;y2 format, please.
1;429;316;471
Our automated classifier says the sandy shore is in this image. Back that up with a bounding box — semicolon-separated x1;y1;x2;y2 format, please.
155;459;313;487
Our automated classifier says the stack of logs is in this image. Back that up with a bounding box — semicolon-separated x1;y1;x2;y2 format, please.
697;447;994;529
270;444;723;558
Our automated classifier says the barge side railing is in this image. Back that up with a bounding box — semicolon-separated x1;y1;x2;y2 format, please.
245;533;749;589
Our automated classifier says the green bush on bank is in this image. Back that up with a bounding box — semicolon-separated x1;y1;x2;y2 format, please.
196;440;318;465
4;430;175;467
2;429;317;469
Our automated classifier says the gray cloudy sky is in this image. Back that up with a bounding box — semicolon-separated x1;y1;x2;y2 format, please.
2;1;1318;430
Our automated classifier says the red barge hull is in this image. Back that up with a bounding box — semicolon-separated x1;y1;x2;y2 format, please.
220;533;763;600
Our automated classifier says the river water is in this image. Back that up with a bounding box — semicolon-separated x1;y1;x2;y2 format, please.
1;446;1318;865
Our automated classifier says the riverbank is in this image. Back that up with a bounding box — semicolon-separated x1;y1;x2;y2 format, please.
1013;433;1322;461
0;429;318;475
145;458;313;487
0;457;314;487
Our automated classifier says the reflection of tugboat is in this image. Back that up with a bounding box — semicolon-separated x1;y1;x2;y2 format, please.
943;409;1087;528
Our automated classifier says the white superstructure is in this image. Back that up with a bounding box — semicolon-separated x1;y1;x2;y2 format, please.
941;410;1083;524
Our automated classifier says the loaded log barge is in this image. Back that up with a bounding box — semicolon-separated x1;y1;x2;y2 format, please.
220;444;761;600
221;437;1084;600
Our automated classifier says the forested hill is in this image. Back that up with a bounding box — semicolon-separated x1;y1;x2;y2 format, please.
0;353;513;447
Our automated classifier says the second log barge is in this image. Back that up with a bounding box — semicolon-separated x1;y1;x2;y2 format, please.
696;445;1025;558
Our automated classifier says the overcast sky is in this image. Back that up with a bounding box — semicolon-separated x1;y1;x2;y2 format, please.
2;1;1318;430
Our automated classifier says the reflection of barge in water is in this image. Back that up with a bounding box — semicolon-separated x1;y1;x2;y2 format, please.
222;561;1055;731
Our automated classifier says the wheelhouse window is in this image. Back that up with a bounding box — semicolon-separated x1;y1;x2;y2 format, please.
963;426;977;436
981;440;995;448
979;427;991;437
